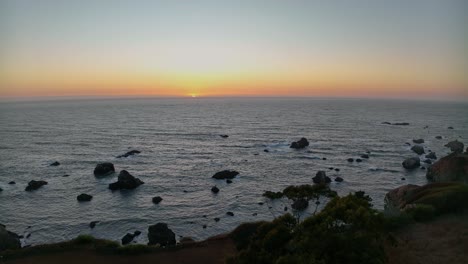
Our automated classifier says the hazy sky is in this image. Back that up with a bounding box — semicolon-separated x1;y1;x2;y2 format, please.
0;0;466;99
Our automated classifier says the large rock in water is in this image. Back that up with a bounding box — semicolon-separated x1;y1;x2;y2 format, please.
109;170;144;190
93;162;115;176
402;157;420;170
411;145;425;155
0;224;21;252
290;137;309;149
312;171;331;184
25;180;48;191
444;140;464;153
426;153;468;183
212;170;239;179
77;193;93;202
384;182;468;215
147;223;176;246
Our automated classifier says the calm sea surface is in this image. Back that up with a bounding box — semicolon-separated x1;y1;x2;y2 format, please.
0;98;467;246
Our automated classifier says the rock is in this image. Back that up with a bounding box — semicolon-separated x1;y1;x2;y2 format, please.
89;221;99;229
284;206;288;211
334;168;340;172
77;193;93;202
435;136;442;139
226;179;232;184
426;152;468;183
263;149;269;153
291;198;309;211
211;186;219;193
180;237;195;244
93;162;115;176
220;135;229;138
312;171;331;184
148;223;176;246
425;152;437;160
393;122;410;126
411;145;425;155
356;158;363;162
116;150;141;158
0;187;2;192
361;154;369;159
328;167;334;170
121;233;135;245
381;122;391;125
423;159;432;165
0;224;21;252
290;137;309;149
347;158;354;162
405;142;411;146
322;157;327;160
202;225;207;229
109;170;144;190
134;231;141;236
62;174;70;177
335;177;344;182
402;157;420;170
212;170;239;179
448;126;454;129
412;139;424;144
226;212;234;216
152;196;163;204
8;181;15;185
50;161;60;166
421;167;426;170
25;180;48;191
401;177;406;181
214;218;220;222
444;140;464;153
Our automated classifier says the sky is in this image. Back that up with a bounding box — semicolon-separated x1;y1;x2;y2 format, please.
0;0;467;99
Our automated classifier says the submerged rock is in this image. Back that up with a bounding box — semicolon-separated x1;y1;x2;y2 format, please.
312;171;331;184
25;180;48;191
444;140;464;153
402;157;420;170
89;221;99;229
0;224;21;251
93;162;115;176
77;193;93;202
50;161;60;166
412;139;424;144
211;186;220;193
347;158;354;162
356;158;363;162
435;136;442;139
448;126;454;129
290;137;309;149
8;181;15;185
226;212;234;216
108;170;144;191
360;154;369;159
212;170;239;179
411;145;425;155
335;177;344;182
426;152;468;183
116;150;141;158
291;198;309;211
220;134;229;138
148;223;176;246
425;152;437;160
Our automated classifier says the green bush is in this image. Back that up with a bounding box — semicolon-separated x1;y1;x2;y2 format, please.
405;204;436;222
72;234;96;244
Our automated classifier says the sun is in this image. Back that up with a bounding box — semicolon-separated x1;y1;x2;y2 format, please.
189;93;198;98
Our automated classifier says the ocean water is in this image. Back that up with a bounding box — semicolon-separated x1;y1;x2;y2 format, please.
0;98;467;246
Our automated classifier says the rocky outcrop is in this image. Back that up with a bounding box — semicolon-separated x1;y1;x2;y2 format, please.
412;139;424;144
291;198;309;211
290;138;309;149
148;223;176;246
77;193;93;202
25;180;48;191
444;140;464;153
93;162;115;176
402;157;420;170
312;171;331;184
117;150;141;158
411;145;425;155
108;170;144;190
212;170;239;179
426;153;468;183
0;224;21;252
152;196;163;204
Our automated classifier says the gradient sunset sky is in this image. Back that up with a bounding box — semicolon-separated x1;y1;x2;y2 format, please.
1;0;467;99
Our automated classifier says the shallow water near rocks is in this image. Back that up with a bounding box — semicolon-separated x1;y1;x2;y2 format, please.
0;98;467;246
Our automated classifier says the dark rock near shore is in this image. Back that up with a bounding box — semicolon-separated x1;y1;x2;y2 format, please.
291;198;309;211
50;161;60;166
361;154;369;159
108;170;144;191
0;224;21;252
425;152;437;160
8;181;15;185
312;171;331;184
426;152;468;183
411;145;425;155
116;150;141;158
77;193;93;202
444;140;464;153
25;180;48;191
212;170;239;179
152;196;163;204
335;177;344;182
211;186;219;193
412;139;424;144
290;137;309;149
402;157;420;170
148;223;176;246
226;212;234;216
122;233;135;245
89;221;99;229
93;162;115;176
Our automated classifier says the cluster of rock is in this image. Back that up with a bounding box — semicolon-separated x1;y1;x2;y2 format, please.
93;162;115;176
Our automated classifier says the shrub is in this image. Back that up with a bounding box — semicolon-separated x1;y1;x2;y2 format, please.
72;234;95;244
405;204;436;222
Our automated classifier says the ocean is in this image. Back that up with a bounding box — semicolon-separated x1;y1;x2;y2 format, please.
0;98;467;246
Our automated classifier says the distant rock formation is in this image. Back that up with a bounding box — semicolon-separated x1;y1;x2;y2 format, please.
108;170;144;190
93;162;115;176
25;180;48;191
290;137;309;149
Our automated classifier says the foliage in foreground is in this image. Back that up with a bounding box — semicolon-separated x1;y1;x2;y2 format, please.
229;192;388;264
